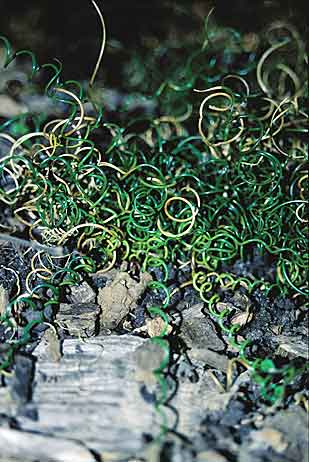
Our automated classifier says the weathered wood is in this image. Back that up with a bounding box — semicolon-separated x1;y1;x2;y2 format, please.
0;427;96;462
170;368;232;435
0;333;235;461
17;335;159;459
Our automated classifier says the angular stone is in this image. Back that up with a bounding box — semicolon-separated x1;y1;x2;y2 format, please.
68;281;96;304
17;335;159;458
98;270;152;329
180;304;225;351
58;303;100;337
34;327;62;362
276;335;309;360
10;354;35;406
187;347;229;372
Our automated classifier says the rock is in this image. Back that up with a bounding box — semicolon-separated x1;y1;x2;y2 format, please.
248;428;288;453
0;414;12;428
16;335;159;458
134;339;167;386
239;406;309;462
134;316;173;338
68;281;96;304
263;407;308;462
276;335;309;360
0;427;96;462
221;398;249;428
187;347;229;372
231;310;253;326
0;95;27;118
34;327;62;362
230;292;251;310
58;303;100;337
180;303;224;351
0;336;239;460
217;292;253;328
98;269;152;329
171;368;232;435
126;459;146;462
146;316;172;337
9;354;35;407
202;390;233;413
175;356;199;383
156;435;195;462
196;450;228;462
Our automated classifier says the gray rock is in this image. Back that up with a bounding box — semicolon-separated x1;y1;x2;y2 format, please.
58;302;100;337
34;327;62;362
0;94;27;117
187;347;229;372
170;368;232;435
133;339;167;387
9;354;35;407
17;335;159;458
239;406;309;462
276;335;309;360
180;303;224;351
68;281;96;304
0;427;96;462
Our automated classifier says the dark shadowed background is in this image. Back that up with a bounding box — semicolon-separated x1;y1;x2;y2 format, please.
0;0;306;82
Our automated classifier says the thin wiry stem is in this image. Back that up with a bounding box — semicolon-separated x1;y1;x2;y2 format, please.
89;0;106;87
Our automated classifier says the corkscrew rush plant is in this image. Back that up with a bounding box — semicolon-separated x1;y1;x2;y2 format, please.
0;1;308;441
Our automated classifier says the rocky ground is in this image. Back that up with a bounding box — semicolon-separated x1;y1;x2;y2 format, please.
0;240;308;462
